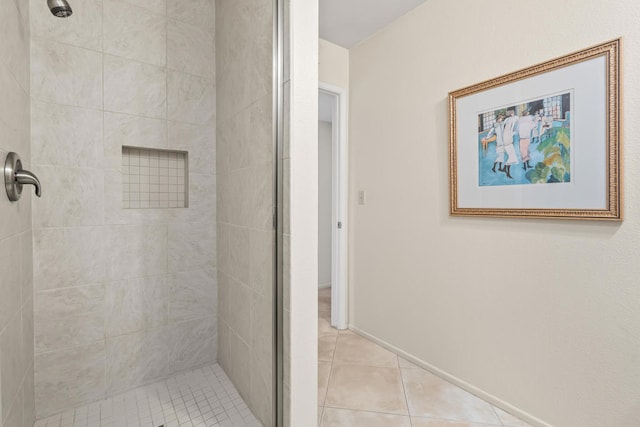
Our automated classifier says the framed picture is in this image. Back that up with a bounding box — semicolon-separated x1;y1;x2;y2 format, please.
449;38;622;220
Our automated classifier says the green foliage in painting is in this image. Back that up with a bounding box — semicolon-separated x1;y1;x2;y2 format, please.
525;128;571;184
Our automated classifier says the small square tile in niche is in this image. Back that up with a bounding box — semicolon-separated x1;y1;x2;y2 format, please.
122;146;189;209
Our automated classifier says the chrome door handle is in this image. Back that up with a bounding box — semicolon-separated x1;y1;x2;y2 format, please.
4;152;42;201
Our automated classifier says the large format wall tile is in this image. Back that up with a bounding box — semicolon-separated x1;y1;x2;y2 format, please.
1;0;29;90
169;316;216;374
119;0;165;15
31;39;102;109
167;18;214;77
105;275;168;337
103;0;166;66
169;268;217;323
106;328;169;394
0;313;24;424
30;0;103;51
35;342;106;418
168;71;215;125
32;166;105;228
32;101;104;168
168;0;215;31
104;112;167;169
104;55;166;119
33;227;105;291
168;121;216;175
168;222;216;273
227;277;251;343
0;235;22;333
104;224;168;281
35;285;105;353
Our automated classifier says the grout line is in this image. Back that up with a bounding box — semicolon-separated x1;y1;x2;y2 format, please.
398;355;413;427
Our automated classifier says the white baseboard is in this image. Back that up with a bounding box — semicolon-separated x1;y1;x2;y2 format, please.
348;325;553;427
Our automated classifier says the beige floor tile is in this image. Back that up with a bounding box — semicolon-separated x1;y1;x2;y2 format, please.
494;407;533;427
319;288;331;311
333;330;398;368
319;309;331;322
401;368;500;424
319;334;338;362
321;408;411;427
325;364;408;415
319;316;339;338
398;357;423;369
318;363;332;405
411;417;500;427
319;406;324;426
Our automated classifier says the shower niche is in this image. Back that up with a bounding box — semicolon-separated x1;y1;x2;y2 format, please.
121;146;189;209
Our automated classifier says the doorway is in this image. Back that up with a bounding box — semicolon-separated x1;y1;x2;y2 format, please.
318;84;348;330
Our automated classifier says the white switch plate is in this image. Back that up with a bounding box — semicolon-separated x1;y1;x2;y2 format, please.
358;190;366;205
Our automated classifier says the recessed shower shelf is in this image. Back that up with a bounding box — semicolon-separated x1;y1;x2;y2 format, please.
122;146;188;209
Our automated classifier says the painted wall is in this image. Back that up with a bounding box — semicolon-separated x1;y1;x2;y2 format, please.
215;0;274;425
319;38;349;89
30;0;217;418
0;0;35;426
318;121;332;288
348;1;640;426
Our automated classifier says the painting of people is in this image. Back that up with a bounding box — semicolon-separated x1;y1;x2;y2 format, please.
477;92;572;187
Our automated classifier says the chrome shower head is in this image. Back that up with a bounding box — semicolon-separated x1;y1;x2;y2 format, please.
47;0;73;17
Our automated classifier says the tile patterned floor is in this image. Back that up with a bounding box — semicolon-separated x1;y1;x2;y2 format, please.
34;364;261;427
318;288;533;427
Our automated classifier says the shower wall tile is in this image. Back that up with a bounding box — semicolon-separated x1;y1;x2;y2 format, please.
31;0;217;417
249;229;273;297
105;275;168;337
169;268;217;323
168;0;215;31
106;328;169;394
34;285;105;353
33;166;105;227
169;316;217;374
168;121;216;175
20;231;34;305
104;224;168;280
31;39;103;109
227;168;250;227
167;18;214;77
248;94;274;166
249;163;274;231
0;312;24;424
227;328;250;402
119;0;165;15
32;101;104;168
23;362;35;427
227;112;251;172
0;235;22;333
228;277;251;343
168;71;216;125
168;222;216;273
5;378;24;427
104;55;167;119
33;227;105;291
22;297;35;370
103;0;166;66
217;271;230;322
217;223;230;276
104;112;168;169
30;0;103;51
1;0;30;91
34;342;106;418
228;225;250;285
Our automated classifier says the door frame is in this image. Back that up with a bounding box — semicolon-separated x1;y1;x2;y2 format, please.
319;82;348;330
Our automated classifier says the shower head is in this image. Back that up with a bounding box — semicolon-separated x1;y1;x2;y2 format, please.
47;0;73;17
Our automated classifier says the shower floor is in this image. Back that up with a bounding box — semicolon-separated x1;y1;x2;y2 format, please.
34;364;261;427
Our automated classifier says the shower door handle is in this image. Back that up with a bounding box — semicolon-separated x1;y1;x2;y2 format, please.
4;152;42;201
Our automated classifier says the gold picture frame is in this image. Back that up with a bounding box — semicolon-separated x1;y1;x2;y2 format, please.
449;38;622;220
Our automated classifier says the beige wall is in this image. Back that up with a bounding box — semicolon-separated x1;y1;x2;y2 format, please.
319;39;349;89
348;1;640;426
31;0;217;418
0;0;34;426
216;0;274;425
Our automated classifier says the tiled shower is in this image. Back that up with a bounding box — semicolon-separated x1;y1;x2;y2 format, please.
0;0;277;426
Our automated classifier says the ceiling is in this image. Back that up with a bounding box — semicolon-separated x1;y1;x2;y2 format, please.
319;0;429;48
